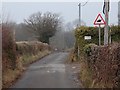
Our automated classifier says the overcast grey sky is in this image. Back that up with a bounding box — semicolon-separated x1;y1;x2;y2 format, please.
2;2;118;26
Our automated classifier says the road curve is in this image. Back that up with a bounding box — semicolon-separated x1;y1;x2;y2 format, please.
12;52;80;88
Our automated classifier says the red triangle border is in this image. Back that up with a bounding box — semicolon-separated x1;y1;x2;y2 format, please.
94;14;106;25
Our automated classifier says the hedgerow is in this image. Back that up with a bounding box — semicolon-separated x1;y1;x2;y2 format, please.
74;25;120;88
2;24;17;71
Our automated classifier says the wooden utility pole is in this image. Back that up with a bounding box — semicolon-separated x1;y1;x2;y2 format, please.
78;3;81;26
77;3;81;59
104;0;109;45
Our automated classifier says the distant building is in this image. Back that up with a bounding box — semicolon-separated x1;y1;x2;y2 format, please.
118;1;120;25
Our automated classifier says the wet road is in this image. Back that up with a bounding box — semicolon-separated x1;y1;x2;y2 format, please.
12;52;80;88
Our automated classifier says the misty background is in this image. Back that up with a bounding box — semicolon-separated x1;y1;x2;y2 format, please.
2;2;118;50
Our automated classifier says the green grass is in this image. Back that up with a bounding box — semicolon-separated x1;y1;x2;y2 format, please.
20;50;51;66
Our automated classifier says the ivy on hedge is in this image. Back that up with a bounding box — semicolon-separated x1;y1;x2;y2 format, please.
74;26;120;55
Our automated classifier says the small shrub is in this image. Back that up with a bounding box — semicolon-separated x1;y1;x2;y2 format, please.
84;44;92;57
84;44;98;57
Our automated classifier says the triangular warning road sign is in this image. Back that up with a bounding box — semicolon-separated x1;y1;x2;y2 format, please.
94;14;106;25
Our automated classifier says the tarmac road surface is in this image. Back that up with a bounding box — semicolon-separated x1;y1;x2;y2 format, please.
12;52;80;88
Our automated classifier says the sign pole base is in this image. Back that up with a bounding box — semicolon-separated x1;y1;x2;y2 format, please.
99;24;101;46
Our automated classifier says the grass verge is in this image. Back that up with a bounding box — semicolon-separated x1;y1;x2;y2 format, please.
3;50;51;88
79;57;93;88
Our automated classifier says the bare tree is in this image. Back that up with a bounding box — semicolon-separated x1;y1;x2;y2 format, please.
24;12;62;44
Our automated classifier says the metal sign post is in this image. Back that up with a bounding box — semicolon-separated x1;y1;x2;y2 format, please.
98;25;101;46
94;13;106;46
77;3;81;60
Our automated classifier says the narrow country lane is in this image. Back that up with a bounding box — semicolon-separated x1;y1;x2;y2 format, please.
12;52;80;88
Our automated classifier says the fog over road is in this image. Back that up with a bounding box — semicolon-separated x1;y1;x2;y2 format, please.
12;52;80;88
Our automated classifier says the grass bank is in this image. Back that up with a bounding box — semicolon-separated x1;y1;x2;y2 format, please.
3;41;51;88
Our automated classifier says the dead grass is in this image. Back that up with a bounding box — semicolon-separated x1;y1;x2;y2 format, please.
3;50;51;88
19;50;51;66
79;57;93;88
2;69;23;88
67;49;77;63
67;50;93;88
